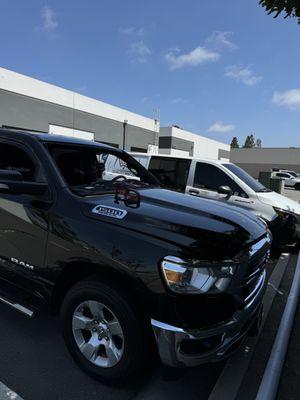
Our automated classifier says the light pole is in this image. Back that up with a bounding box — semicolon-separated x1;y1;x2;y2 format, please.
123;119;128;150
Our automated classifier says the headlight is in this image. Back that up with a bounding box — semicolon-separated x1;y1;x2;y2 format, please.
273;207;295;219
160;256;237;294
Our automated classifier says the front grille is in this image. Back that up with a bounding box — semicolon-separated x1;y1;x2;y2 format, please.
241;270;265;305
240;235;271;306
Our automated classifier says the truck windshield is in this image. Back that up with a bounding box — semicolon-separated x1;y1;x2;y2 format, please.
46;143;159;196
223;163;272;193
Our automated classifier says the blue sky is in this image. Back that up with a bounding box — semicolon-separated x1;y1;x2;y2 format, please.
1;0;300;147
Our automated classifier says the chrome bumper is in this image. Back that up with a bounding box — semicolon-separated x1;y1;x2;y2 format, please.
151;271;265;368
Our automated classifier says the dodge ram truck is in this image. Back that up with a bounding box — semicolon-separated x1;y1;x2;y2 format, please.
0;129;271;385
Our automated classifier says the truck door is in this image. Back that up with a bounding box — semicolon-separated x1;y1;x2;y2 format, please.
186;162;255;211
0;140;49;300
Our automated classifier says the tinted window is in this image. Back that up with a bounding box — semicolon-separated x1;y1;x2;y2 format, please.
46;143;158;196
148;157;191;192
0;143;37;182
223;163;270;193
103;154;137;178
283;171;297;177
194;162;247;197
276;173;291;178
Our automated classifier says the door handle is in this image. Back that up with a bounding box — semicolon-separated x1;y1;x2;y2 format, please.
189;189;200;195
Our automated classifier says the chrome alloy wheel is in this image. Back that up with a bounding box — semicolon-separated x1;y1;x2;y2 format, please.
72;301;124;368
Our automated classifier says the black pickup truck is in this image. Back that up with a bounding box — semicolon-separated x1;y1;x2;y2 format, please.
0;129;271;385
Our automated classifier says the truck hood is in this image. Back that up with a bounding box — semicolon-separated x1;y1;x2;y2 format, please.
81;188;267;260
257;191;300;216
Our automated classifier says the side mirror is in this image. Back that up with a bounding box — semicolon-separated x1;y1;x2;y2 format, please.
218;185;233;199
0;169;48;196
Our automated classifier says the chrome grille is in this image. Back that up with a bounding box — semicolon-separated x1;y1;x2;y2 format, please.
241;234;271;306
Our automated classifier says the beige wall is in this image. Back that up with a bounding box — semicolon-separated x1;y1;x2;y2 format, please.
230;148;300;178
233;163;300;179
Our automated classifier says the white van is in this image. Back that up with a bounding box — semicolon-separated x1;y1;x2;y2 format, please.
130;153;300;249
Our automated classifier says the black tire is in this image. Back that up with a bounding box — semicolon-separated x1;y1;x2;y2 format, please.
61;278;151;385
295;183;300;190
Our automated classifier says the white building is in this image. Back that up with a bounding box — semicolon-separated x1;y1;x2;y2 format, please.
159;126;230;160
0;67;159;152
0;67;230;161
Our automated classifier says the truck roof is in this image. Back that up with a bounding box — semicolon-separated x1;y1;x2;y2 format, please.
130;152;232;166
0;128;117;151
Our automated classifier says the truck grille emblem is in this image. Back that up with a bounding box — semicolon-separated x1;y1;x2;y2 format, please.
92;205;127;220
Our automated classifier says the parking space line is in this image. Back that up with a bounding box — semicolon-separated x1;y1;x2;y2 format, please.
208;254;290;400
0;382;23;400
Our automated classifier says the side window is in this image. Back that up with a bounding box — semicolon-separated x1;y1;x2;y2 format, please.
148;157;191;192
0;143;37;182
277;173;290;178
194;163;247;197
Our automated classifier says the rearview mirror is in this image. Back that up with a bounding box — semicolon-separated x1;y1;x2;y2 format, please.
218;185;233;199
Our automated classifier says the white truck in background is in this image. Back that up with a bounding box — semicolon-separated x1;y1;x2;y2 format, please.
128;153;300;251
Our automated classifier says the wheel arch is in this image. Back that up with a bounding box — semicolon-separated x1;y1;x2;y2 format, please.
50;261;153;315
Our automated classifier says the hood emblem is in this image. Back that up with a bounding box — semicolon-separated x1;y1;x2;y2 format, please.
92;205;127;220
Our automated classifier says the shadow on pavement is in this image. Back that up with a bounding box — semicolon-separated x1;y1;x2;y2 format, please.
0;304;223;400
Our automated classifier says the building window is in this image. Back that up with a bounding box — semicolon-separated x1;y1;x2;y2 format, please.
49;125;95;141
97;141;119;148
130;147;147;153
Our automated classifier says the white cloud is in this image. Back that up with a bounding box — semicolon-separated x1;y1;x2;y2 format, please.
41;6;58;31
208;122;235;133
225;65;262;86
171;97;187;104
206;31;238;51
272;89;300;110
118;27;145;36
129;41;152;63
165;46;220;70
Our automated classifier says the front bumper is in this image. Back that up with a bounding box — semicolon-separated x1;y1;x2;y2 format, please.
269;212;300;250
151;270;265;368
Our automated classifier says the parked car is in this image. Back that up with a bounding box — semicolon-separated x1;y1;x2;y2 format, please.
130;153;300;251
272;168;299;178
271;171;300;190
0;129;271;385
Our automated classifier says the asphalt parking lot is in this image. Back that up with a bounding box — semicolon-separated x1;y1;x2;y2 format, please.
0;302;224;400
283;187;300;203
